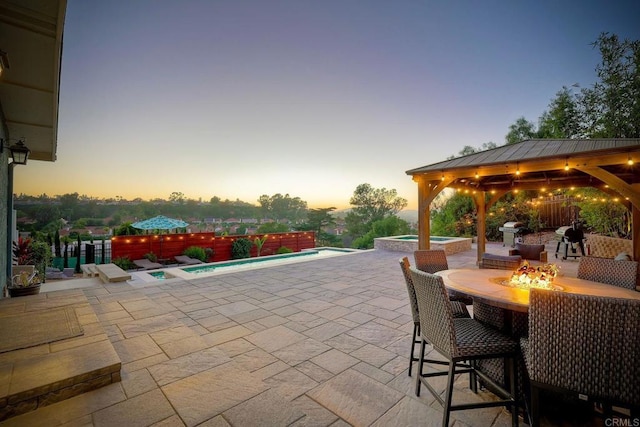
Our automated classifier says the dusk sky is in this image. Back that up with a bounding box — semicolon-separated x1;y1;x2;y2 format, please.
14;0;640;210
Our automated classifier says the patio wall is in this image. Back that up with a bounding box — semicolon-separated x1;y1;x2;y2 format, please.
111;231;316;262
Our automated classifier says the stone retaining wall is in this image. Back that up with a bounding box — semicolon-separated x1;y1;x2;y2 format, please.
374;236;472;255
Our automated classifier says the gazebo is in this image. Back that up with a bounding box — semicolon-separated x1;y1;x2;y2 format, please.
406;139;640;265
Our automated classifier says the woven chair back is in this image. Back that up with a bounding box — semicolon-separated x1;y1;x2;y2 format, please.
577;256;638;290
529;289;640;406
413;250;449;274
410;267;456;357
399;257;420;323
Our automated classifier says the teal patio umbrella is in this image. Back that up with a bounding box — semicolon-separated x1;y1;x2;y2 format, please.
131;215;189;231
131;215;189;258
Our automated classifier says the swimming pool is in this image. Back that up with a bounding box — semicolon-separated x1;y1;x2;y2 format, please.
373;235;472;255
130;247;359;283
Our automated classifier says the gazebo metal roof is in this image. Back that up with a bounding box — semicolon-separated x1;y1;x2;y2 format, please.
407;139;640;196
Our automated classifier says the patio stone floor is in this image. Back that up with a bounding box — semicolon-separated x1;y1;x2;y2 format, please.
1;242;594;426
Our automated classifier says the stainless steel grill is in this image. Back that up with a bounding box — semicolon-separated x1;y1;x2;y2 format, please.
498;221;526;247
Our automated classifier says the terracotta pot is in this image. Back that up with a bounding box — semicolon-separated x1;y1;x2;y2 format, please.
8;283;41;297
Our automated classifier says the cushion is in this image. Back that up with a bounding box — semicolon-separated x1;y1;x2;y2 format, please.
482;253;522;262
514;243;545;260
614;252;632;261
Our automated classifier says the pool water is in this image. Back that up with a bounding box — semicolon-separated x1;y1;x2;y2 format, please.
148;271;167;280
130;247;358;284
183;248;352;275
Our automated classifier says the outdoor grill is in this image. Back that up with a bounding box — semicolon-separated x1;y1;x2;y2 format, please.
498;221;526;247
554;222;586;260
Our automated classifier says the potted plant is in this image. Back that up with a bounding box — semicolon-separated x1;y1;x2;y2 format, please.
8;269;42;297
9;237;51;297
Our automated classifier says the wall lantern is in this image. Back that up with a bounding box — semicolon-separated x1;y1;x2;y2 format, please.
1;138;30;165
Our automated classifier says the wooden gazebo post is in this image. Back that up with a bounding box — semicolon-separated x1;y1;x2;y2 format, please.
415;176;450;250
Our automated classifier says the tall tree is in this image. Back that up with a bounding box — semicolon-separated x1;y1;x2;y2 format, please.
447;142;497;159
256;193;308;222
304;207;337;236
537;86;581;138
345;183;407;239
579;33;640;138
169;192;185;205
505;117;537;144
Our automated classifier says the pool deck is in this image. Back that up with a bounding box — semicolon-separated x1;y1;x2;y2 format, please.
0;242;596;426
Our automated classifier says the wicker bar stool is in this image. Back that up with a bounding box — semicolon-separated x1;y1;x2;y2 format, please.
414;249;473;304
521;289;640;426
410;268;519;427
399;257;470;376
577;256;638;290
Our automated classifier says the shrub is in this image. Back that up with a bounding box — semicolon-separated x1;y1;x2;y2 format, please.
276;246;293;254
204;247;214;261
113;256;136;271
144;252;158;262
231;238;253;259
184;246;207;262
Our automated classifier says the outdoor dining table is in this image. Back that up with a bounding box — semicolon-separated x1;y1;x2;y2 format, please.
435;268;640;314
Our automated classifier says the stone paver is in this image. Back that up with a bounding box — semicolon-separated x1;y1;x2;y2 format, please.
4;243;582;426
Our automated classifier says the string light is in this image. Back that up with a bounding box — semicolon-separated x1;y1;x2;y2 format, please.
475;171;479;179
441;173;445;181
564;158;569;171
515;162;520;176
628;155;634;165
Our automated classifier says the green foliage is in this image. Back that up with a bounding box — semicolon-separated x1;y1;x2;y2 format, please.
233;226;247;235
114;222;140;236
345;184;407;239
352;216;410;249
29;240;52;281
574;188;629;237
276;246;293;254
316;232;342;247
113;256;136;271
537;86;581;138
431;193;476;237
581;33;640;138
446;142;497;160
144;252;158;262
54;229;61;257
257;222;289;233
257;193;308;222
253;235;268;257
183;246;207;261
485;192;538;241
301;207;336;234
505;117;537;144
231;238;253;259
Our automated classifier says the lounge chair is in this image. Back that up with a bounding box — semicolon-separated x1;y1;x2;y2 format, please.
133;259;163;270
174;255;203;265
45;266;75;280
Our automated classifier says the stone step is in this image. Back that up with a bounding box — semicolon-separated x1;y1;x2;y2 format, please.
0;289;121;421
